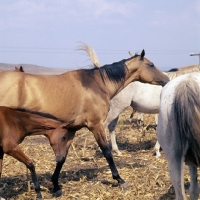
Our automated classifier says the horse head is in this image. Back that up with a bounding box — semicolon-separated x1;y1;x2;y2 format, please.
14;66;24;72
126;49;169;87
49;121;74;163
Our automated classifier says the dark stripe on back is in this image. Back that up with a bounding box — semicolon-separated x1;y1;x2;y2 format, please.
12;107;64;122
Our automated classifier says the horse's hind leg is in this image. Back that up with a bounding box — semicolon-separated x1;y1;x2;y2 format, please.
0;146;4;178
188;166;199;200
91;123;126;187
167;152;186;200
5;145;42;199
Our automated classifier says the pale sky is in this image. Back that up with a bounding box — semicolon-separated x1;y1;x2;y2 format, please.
0;0;200;71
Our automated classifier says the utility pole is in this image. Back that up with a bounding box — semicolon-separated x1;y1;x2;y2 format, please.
190;52;200;65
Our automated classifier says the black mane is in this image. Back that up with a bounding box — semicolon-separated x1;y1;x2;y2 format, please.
83;55;138;86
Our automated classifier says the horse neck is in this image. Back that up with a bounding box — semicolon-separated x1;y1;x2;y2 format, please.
107;69;141;99
104;79;135;100
91;59;140;100
21;114;61;136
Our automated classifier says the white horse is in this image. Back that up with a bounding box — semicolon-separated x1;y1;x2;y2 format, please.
107;66;200;157
157;72;200;200
104;82;161;156
78;43;200;156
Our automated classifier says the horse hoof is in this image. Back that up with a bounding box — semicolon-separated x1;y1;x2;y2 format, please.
36;194;43;200
119;182;128;190
53;189;62;197
113;150;122;157
156;155;161;159
116;152;122;157
155;153;161;158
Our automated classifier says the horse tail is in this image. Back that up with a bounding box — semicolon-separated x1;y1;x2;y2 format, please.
174;78;200;165
77;42;101;68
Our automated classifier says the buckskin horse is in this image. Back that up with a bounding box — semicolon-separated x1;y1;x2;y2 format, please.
157;72;200;200
0;106;73;199
78;43;200;158
0;50;169;196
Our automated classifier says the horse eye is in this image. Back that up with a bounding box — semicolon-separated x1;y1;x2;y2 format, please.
149;63;154;67
62;136;66;140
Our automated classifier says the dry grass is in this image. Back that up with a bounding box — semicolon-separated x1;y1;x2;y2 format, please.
0;107;196;200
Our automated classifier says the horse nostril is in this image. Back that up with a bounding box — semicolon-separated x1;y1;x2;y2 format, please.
62;136;66;140
56;155;65;163
56;156;61;162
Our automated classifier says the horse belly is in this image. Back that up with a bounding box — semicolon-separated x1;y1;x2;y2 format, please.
131;101;159;114
131;84;161;114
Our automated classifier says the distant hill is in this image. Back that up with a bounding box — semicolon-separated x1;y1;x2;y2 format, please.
0;63;70;75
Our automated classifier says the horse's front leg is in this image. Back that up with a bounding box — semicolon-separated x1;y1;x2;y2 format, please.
5;145;42;199
137;112;144;125
51;159;65;196
107;117;122;156
91;123;126;187
0;146;4;178
51;130;76;197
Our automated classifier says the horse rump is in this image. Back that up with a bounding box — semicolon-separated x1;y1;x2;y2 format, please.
174;78;200;166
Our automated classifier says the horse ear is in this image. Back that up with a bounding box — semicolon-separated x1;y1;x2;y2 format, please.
140;49;145;60
62;120;75;129
128;51;134;57
20;66;24;72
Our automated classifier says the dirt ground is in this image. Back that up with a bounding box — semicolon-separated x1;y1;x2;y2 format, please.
0;107;196;200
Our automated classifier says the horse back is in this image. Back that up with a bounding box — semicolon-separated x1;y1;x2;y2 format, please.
0;70;109;126
0;71;76;113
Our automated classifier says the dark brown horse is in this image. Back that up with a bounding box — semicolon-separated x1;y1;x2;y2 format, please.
0;50;169;196
0;106;73;199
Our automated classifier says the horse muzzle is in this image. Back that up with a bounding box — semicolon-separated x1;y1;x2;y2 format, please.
154;78;170;87
56;155;65;163
161;76;170;86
